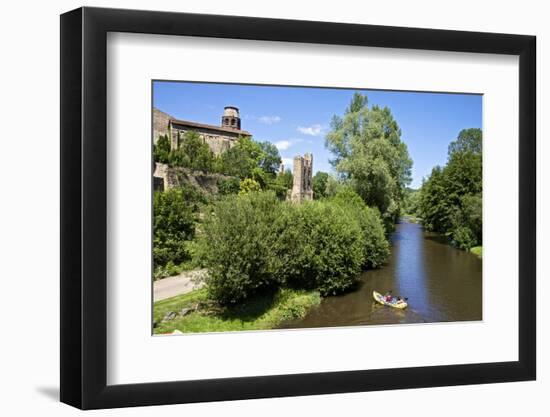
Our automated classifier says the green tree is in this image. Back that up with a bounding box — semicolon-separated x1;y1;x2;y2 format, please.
448;193;482;249
402;188;421;216
216;145;249;177
324;175;345;197
312;171;329;199
154;134;171;164
153;185;204;270
277;169;293;189
169;131;214;172
217;137;283;185
448;128;482;155
258;141;282;175
419;166;450;232
325;93;412;228
419;128;482;249
218;136;264;178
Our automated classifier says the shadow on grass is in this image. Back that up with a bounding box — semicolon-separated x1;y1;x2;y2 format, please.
218;288;279;322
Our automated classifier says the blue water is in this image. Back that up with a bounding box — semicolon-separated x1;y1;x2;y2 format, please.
280;220;482;329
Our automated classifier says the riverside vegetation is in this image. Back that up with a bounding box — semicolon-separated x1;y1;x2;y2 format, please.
416;128;482;251
152;93;481;333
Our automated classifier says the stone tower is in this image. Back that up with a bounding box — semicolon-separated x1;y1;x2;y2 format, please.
221;106;241;130
291;153;313;203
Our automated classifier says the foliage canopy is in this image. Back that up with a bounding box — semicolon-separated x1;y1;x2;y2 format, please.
418;128;482;249
325;93;413;229
198;190;390;304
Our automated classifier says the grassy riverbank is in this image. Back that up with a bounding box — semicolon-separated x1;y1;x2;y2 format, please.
154;287;321;334
470;246;482;258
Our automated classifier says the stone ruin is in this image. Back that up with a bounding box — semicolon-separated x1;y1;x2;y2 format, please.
290;153;313;203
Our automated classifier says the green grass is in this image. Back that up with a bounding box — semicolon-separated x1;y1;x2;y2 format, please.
154;287;321;334
470;246;482;258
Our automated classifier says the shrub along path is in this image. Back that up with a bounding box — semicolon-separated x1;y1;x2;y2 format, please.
153;269;208;302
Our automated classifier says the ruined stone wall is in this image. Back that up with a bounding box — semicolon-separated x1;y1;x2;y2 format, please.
153;162;234;194
290;153;313;203
153;163;178;190
153;108;172;144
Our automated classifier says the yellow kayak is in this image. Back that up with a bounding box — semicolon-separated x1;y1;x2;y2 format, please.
373;291;408;309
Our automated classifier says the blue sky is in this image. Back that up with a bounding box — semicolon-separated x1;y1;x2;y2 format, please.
153;81;482;189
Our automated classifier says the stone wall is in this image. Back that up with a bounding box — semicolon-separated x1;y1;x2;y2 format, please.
153;163;184;191
170;127;238;156
153;106;250;156
153;162;234;194
153;108;172;143
290;153;314;203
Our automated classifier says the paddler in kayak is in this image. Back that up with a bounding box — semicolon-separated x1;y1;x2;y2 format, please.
395;296;408;306
373;291;408;309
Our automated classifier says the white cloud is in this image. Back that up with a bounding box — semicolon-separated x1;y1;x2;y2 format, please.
258;115;282;125
275;140;292;150
281;158;293;168
297;124;324;136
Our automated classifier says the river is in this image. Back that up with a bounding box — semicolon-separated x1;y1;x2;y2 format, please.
279;219;482;329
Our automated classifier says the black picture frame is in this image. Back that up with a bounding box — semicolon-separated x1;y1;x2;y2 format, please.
60;6;536;410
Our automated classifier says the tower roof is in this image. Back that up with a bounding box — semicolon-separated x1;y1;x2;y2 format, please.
170;117;250;136
223;106;240;118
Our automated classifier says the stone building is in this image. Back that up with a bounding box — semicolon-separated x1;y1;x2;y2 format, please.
153;106;251;155
290;153;314;203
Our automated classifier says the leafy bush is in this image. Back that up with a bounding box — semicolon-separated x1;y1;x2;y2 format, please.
199;192;284;304
217;177;240;195
154;134;171;164
154;260;186;281
330;188;390;268
199;190;390;304
274;200;365;296
239;178;261;195
265;169;293;200
153;185;204;272
470;246;482;258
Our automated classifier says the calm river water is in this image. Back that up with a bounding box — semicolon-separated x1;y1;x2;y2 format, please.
280;219;482;329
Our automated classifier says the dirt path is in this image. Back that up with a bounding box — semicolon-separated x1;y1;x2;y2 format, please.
153;269;208;302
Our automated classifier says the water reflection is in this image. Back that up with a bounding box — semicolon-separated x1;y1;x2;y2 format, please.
279;219;482;329
393;221;429;318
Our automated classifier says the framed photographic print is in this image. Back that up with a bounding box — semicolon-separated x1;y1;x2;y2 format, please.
60;6;536;410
